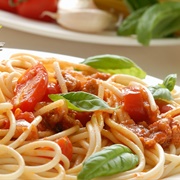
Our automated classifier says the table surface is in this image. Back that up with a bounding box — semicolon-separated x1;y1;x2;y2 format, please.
0;26;180;85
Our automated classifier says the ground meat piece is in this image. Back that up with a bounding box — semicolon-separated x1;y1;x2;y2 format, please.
148;118;172;148
122;120;156;147
41;107;66;131
62;71;81;92
121;117;175;148
91;72;111;81
59;114;82;131
171;119;180;147
41;107;82;132
82;78;99;95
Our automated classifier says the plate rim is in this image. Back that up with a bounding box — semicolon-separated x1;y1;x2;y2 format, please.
1;10;180;47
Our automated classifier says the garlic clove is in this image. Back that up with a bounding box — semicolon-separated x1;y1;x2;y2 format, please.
43;9;117;33
57;9;117;33
59;0;97;10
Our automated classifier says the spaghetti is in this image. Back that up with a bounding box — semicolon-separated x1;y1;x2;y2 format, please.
0;52;180;179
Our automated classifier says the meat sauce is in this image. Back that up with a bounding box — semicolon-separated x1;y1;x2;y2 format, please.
40;70;179;148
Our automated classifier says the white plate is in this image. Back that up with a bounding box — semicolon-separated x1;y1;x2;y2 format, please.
0;48;180;179
0;10;180;46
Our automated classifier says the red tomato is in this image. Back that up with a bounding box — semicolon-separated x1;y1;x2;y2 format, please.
16;0;58;22
14;108;35;123
12;63;48;112
69;110;92;127
38;137;73;163
155;100;174;113
43;82;61;102
0;0;16;13
55;136;73;161
0;118;10;129
123;87;149;123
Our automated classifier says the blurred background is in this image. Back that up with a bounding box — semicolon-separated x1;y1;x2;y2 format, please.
0;0;180;85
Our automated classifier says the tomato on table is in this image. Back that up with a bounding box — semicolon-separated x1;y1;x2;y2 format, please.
0;0;16;13
12;63;48;112
14;0;58;22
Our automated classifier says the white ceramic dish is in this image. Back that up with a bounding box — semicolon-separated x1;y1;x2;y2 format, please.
0;10;180;46
0;48;180;179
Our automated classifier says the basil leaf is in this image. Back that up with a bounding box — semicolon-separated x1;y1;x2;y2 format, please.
148;74;177;102
137;2;180;45
81;54;146;79
163;74;177;91
148;85;173;102
49;91;114;112
124;0;158;11
117;7;148;36
77;144;139;180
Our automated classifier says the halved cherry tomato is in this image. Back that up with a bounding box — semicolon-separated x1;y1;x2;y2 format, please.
39;136;73;162
155;100;174;114
14;0;58;22
0;118;10;129
12;63;48;112
55;136;73;161
14;119;39;140
0;0;16;13
69;110;92;127
122;86;149;123
42;82;61;102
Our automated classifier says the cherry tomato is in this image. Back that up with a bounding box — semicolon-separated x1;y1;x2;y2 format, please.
15;0;58;22
12;63;48;112
69;110;92;127
122;86;149;123
155;100;174;113
42;82;61;102
0;118;10;129
38;136;73;163
0;0;16;13
14;108;35;123
55;136;73;161
14;119;38;140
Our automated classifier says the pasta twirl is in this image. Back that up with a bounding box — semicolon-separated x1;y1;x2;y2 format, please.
0;53;180;180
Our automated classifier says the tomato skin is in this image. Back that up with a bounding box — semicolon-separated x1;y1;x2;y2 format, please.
43;82;61;102
0;118;10;129
12;63;48;112
16;0;58;22
155;100;174;114
55;136;73;161
38;137;73;163
0;0;16;13
69;110;92;127
123;87;149;123
14;108;35;123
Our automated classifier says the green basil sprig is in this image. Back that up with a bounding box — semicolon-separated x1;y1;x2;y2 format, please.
148;74;177;102
81;54;146;79
124;0;158;11
49;91;115;112
117;6;148;36
77;144;139;180
137;2;180;45
117;2;180;45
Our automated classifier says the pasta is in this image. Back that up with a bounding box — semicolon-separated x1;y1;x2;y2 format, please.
0;52;180;180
